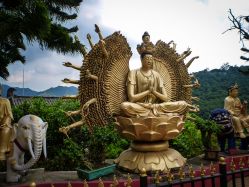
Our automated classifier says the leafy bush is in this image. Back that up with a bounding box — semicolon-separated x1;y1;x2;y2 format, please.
171;120;204;158
12;98;83;170
11;98;129;170
171;113;221;158
81;124;129;166
106;139;129;159
39;138;87;171
188;113;221;150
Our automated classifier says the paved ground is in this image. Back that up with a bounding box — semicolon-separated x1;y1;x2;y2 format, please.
0;152;249;187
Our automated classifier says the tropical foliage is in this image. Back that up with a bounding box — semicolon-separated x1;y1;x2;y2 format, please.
11;98;129;170
171;119;204;158
0;0;83;79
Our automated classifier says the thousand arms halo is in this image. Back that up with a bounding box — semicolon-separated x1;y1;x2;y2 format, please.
60;24;200;133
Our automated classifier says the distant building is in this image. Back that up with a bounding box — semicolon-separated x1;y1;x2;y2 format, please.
5;87;62;107
10;96;61;107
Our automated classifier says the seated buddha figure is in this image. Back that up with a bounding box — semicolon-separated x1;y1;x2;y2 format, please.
224;83;249;138
137;31;155;55
120;52;198;117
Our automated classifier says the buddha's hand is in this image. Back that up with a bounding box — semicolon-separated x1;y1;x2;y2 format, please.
149;86;154;93
148;80;155;93
65;111;73;116
63;62;72;67
62;78;70;83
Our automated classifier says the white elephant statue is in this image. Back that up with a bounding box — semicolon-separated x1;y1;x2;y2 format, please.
6;114;48;182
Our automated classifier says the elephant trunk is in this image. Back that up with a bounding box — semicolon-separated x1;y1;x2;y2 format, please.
12;126;43;171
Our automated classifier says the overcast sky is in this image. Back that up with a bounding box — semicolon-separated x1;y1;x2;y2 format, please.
1;0;249;91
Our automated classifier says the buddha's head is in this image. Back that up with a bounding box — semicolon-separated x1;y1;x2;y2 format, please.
142;31;150;44
228;83;239;97
141;52;153;70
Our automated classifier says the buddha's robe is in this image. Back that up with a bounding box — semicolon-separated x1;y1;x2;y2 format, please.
120;69;189;117
0;97;13;160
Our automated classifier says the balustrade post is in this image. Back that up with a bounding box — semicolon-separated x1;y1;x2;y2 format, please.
140;168;148;187
219;157;227;187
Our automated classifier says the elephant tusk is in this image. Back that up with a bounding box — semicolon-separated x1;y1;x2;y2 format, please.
28;138;35;159
43;137;47;159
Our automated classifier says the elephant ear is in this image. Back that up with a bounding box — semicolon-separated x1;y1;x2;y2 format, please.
10;123;18;141
43;122;48;131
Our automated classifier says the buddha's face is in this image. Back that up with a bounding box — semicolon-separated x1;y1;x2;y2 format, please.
143;36;150;44
141;54;153;69
229;89;238;97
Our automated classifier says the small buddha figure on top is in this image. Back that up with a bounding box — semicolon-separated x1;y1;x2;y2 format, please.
137;31;155;55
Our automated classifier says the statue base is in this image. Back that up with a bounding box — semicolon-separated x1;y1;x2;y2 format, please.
114;141;186;173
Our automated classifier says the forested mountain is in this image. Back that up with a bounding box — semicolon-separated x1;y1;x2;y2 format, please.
1;85;77;97
2;65;248;117
193;65;249;118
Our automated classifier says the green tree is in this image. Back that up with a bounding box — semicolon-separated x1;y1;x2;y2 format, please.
0;0;83;79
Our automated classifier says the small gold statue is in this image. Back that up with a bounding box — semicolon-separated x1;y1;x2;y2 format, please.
83;179;89;187
125;173;133;187
98;178;104;187
224;83;249;138
120;52;198;117
0;85;13;160
137;31;155;55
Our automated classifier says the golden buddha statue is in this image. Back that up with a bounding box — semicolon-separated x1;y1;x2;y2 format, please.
115;34;199;172
120;52;198;117
0;85;13;160
224;83;249;138
61;27;201;172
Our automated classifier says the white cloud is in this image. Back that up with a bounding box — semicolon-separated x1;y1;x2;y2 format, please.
4;50;82;91
99;0;249;72
3;0;249;91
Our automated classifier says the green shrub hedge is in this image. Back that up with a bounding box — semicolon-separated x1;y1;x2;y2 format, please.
0;98;209;171
11;98;129;170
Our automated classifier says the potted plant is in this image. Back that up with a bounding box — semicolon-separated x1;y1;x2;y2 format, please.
188;113;221;160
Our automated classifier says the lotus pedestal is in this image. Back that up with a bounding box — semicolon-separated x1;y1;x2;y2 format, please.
114;116;186;173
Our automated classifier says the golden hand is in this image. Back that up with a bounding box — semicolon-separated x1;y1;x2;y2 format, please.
63;62;72;67
62;78;70;83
